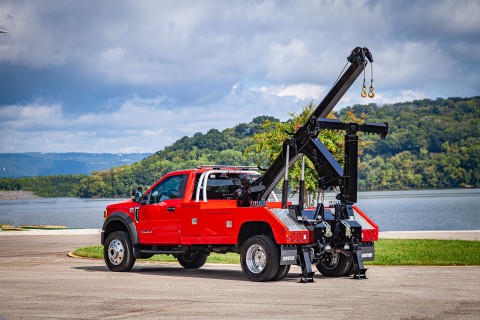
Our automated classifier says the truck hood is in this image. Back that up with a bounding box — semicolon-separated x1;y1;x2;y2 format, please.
106;199;135;211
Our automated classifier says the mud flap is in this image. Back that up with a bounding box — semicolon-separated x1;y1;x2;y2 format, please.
299;246;315;283
352;245;368;279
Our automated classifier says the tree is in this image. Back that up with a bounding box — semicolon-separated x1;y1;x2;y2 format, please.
244;102;368;205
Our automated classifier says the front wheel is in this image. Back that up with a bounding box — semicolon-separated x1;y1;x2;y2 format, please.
177;253;208;269
240;235;280;282
316;250;352;277
104;231;136;272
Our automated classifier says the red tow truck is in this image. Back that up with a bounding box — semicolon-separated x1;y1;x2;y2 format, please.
101;47;388;282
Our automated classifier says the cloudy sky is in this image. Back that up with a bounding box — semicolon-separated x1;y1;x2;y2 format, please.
1;0;479;153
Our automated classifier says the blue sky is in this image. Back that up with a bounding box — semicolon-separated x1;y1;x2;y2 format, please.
1;0;479;153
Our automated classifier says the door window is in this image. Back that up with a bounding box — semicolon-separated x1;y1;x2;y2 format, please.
148;174;187;204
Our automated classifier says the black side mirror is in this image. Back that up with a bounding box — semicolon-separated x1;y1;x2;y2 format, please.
132;186;143;203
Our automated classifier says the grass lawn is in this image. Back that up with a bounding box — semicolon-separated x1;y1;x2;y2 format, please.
366;239;480;266
74;238;480;266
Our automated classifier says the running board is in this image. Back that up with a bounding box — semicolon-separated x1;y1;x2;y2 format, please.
140;249;186;254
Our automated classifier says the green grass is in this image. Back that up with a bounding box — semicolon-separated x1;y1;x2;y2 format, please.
73;245;241;264
73;239;480;266
73;245;105;259
365;239;480;266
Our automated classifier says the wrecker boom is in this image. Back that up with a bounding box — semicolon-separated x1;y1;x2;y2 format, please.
249;47;388;206
245;46;389;281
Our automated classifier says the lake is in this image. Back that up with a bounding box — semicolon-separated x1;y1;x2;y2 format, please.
0;189;479;231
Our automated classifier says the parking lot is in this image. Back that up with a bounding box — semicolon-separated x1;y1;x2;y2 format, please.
0;233;479;319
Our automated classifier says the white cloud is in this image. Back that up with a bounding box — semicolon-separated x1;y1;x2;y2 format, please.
0;86;314;152
373;90;428;105
251;83;326;102
0;102;64;129
0;0;479;153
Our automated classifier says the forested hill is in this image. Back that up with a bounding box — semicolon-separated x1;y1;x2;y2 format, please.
0;97;478;197
338;97;479;190
70;116;277;197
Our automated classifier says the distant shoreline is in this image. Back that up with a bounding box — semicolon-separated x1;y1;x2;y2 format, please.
0;191;40;200
0;188;478;201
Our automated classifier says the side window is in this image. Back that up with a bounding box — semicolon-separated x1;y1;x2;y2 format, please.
206;176;241;199
148;174;187;204
191;173;242;200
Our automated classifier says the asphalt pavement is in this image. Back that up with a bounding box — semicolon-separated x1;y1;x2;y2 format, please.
0;232;479;320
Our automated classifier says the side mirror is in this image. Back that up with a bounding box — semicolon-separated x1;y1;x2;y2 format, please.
132;186;143;203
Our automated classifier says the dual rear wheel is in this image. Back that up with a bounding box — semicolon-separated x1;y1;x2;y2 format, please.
240;235;290;282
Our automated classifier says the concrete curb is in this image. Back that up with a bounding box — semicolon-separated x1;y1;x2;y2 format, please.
0;229;101;236
67;251;101;261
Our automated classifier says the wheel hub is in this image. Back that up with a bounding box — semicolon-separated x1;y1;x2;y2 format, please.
321;251;341;268
108;239;124;265
246;244;266;274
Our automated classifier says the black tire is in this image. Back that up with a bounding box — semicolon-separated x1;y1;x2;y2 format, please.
240;235;280;282
344;254;355;276
273;264;291;281
316;250;352;277
177;253;208;269
104;231;136;272
139;253;154;259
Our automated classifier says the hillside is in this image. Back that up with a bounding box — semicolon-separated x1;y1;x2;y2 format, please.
1;97;478;197
338;97;479;189
0;152;151;178
71;116;276;197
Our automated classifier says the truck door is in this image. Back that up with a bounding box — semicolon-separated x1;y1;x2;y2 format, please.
137;174;188;244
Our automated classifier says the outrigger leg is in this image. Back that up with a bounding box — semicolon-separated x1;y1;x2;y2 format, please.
299;246;315;283
352;244;368;279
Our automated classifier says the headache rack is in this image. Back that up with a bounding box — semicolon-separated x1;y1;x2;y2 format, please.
197;165;260;171
195;168;261;202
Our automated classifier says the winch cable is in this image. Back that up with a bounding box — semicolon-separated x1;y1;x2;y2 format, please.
327;61;350;100
368;61;375;98
361;61;367;98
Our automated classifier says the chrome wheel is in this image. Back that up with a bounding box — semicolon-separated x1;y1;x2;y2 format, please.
108;239;125;265
240;235;280;282
246;244;267;274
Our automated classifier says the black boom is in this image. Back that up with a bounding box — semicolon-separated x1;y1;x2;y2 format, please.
247;47;388;206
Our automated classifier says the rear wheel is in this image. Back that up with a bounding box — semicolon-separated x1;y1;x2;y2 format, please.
177;253;208;269
316;250;352;277
104;231;136;272
240;235;280;282
273;264;291;281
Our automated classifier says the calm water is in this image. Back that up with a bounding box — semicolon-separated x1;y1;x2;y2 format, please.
0;189;479;231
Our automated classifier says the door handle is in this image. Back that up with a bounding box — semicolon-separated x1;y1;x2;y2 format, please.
167;207;176;212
